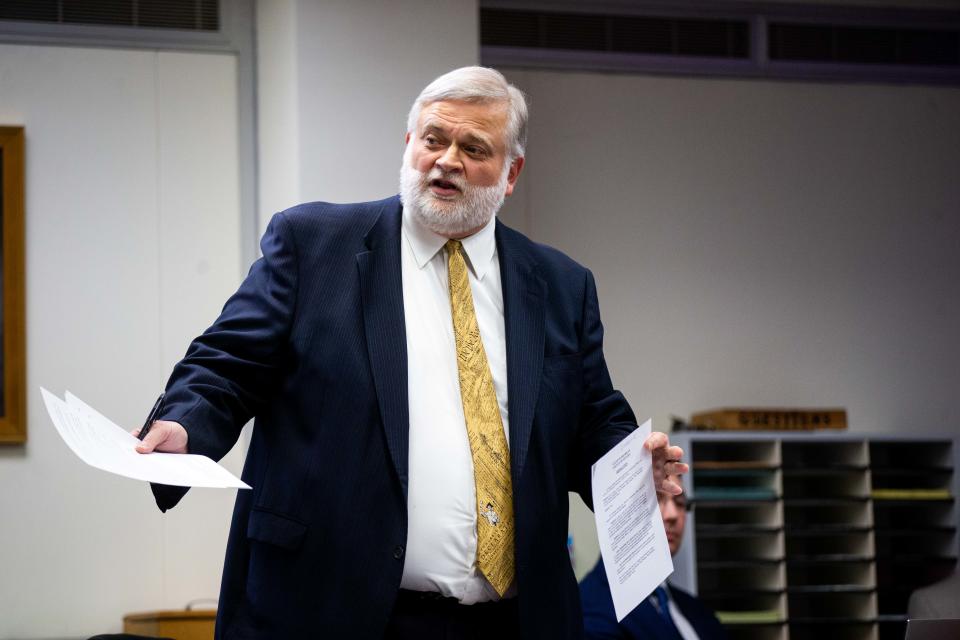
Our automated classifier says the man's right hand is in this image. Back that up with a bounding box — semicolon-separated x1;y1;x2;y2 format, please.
133;420;188;454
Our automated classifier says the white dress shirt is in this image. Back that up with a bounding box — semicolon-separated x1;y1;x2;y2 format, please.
398;208;511;604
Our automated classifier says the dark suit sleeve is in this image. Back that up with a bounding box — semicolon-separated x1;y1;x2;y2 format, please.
569;269;638;509
151;212;299;511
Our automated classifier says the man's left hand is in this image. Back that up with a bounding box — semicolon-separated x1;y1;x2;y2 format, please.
644;432;688;495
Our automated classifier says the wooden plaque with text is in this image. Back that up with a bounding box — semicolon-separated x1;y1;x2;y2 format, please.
689;408;848;431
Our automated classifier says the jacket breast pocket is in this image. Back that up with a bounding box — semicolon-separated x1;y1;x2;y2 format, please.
539;353;583;424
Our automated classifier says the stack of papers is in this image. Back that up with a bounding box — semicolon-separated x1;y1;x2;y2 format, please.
40;387;249;489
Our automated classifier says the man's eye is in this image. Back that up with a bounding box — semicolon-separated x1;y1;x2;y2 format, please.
424;136;440;146
466;146;486;157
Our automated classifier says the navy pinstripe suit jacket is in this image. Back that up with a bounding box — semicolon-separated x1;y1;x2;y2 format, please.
152;195;637;639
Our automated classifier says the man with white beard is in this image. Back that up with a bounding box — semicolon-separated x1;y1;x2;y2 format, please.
137;66;687;639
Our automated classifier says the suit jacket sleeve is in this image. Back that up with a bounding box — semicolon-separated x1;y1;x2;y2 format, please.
151;212;298;511
569;269;638;509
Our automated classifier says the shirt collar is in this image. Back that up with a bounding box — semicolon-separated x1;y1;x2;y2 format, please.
402;205;497;281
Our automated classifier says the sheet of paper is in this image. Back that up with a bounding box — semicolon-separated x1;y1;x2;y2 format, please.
41;387;250;489
592;419;673;621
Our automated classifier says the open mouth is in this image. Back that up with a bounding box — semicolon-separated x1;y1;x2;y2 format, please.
429;178;461;196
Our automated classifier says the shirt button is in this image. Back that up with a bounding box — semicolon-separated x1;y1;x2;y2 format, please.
393;545;404;560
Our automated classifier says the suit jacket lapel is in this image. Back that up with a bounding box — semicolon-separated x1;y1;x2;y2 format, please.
496;221;545;483
357;199;410;496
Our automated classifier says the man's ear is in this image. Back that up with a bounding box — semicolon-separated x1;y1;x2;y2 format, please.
504;156;525;197
405;132;411;144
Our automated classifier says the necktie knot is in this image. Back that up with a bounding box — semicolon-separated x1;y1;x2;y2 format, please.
446;240;467;275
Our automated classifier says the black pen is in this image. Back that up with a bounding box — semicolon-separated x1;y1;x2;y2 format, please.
137;393;165;441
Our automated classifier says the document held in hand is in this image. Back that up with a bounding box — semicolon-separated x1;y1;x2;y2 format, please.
592;419;673;621
40;387;250;489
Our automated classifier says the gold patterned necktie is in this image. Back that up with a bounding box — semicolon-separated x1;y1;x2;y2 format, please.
445;239;515;597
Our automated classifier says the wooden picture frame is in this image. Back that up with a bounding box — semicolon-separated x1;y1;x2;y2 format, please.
0;127;26;444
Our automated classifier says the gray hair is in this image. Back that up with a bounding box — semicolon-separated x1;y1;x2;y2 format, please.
406;66;528;159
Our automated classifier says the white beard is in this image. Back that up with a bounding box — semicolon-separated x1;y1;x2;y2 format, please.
399;145;510;237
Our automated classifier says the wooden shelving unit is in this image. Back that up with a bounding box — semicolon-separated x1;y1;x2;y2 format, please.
668;433;958;640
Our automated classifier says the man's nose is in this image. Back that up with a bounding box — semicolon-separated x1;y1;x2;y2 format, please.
661;499;679;519
435;145;463;173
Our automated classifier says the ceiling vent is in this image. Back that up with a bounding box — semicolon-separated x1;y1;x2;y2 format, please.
769;22;958;67
481;3;960;85
482;9;750;59
0;0;219;31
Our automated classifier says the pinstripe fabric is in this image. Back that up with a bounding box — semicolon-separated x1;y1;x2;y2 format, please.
446;239;515;596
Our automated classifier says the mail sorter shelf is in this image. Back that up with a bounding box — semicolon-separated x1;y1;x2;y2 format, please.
781;440;869;471
691;440;788;640
725;627;788;640
672;432;960;640
870;438;957;640
788;618;876;640
786;557;875;590
869;440;953;470
781;441;878;637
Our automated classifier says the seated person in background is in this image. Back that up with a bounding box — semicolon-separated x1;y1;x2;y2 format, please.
580;475;727;640
908;570;960;620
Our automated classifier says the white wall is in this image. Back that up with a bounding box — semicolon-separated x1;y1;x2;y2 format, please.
500;68;960;576
0;45;243;638
256;0;479;233
256;0;301;235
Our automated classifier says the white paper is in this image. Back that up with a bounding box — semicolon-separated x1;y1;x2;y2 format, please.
40;387;250;489
592;419;673;621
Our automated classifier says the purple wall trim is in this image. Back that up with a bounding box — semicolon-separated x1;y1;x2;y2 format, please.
482;45;960;85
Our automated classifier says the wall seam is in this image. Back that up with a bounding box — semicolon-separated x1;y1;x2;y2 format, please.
153;49;168;606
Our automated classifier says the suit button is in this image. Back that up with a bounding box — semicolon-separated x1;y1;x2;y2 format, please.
393;545;404;560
